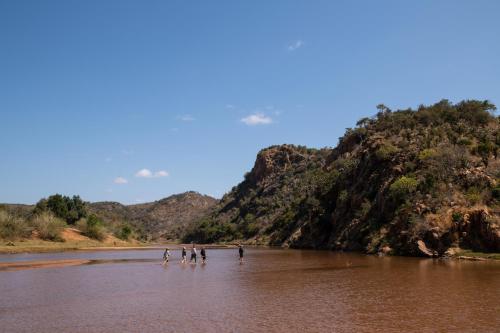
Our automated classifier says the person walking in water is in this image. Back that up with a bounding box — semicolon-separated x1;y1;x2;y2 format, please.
181;246;187;264
162;248;170;265
238;244;244;263
190;244;197;263
200;247;207;264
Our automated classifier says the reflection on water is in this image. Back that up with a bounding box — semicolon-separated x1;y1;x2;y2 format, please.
0;249;499;333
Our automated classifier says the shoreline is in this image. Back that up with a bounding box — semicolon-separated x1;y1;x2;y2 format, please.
0;240;239;254
1;240;498;262
1;250;499;273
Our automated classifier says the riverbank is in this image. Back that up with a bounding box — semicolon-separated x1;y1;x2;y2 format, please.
453;250;500;260
0;239;239;254
1;238;499;261
0;239;148;254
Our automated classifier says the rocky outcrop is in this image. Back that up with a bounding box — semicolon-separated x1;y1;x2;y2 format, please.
249;145;315;185
458;209;500;251
185;100;500;256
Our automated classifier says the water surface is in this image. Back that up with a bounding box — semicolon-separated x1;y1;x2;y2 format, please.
0;249;499;332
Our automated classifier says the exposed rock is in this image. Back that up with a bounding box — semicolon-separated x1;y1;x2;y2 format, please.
417;240;438;257
378;245;393;255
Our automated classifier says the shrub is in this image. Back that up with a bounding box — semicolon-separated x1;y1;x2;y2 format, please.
492;186;500;200
457;137;472;146
375;143;399;161
418;148;437;161
333;157;359;173
182;216;239;244
389;176;418;199
243;222;259;238
477;141;495;166
116;225;132;240
76;214;106;241
31;212;66;241
337;190;349;204
452;212;463;223
465;187;482;205
355;199;372;219
0;211;31;240
265;209;295;235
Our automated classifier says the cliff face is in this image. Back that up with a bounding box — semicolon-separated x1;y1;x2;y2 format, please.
89;191;217;240
184;100;500;256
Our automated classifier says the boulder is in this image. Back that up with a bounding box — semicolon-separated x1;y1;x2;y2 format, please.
417;240;438;257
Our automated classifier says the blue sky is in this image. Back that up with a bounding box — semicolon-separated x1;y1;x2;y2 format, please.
1;0;499;204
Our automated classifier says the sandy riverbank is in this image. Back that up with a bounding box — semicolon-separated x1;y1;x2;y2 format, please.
0;239;238;254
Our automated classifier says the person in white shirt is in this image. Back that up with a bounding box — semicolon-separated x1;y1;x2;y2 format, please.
190;245;197;263
162;248;170;265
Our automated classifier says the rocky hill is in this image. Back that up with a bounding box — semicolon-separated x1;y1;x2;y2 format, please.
89;191;217;240
184;100;500;256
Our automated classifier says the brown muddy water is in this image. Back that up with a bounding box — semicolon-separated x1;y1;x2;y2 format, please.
0;248;499;333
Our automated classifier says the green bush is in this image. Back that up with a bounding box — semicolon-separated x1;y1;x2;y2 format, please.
457;137;472;146
452;212;463;223
465;187;482;205
0;211;31;240
243;222;259;238
116;225;132;240
337;190;348;204
418;148;437;161
31;212;66;241
35;194;87;225
492;186;500;200
265;210;295;235
238;213;260;238
76;214;106;241
389;176;418;199
477;141;495;166
375;143;399;161
182;216;238;244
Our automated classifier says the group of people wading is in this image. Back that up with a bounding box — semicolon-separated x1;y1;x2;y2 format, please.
162;244;244;265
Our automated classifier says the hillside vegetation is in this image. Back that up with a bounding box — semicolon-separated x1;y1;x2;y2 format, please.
184;100;500;257
88;191;217;240
1;191;216;245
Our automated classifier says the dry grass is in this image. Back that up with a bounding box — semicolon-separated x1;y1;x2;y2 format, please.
0;227;143;254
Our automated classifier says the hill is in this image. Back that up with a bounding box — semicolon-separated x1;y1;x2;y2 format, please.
183;100;500;257
1;191;217;242
88;191;217;240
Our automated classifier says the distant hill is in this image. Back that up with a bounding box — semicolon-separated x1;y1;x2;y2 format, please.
1;191;217;241
89;191;217;240
184;100;500;256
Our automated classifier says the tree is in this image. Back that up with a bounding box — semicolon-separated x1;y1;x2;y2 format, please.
66;195;87;224
46;194;69;221
376;104;391;114
477;140;494;167
34;194;87;224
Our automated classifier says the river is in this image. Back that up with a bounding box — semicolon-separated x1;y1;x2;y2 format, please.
0;248;499;332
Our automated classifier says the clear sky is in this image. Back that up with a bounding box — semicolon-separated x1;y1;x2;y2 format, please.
1;0;499;204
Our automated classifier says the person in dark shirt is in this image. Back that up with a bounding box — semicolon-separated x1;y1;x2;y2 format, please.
238;244;244;263
201;247;207;264
181;246;187;264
